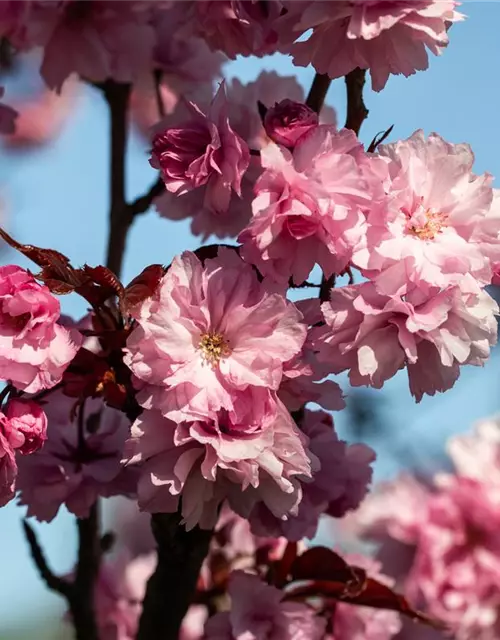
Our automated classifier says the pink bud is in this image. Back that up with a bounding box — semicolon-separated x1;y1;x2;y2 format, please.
264;99;319;148
5;399;47;455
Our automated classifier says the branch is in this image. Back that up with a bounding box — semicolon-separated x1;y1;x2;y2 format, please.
23;520;72;598
72;504;101;640
306;72;332;114
129;177;164;217
344;68;369;135
136;512;212;640
319;274;335;303
102;81;132;277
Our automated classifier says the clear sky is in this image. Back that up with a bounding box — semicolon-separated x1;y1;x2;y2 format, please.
1;1;500;631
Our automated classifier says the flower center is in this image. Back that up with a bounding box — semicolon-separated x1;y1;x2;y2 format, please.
406;208;448;241
198;331;231;366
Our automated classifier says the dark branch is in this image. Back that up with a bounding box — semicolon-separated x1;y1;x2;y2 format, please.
102;81;132;277
136;512;212;640
306;73;332;114
345;68;369;135
70;504;100;640
368;124;394;153
23;520;72;598
319;274;335;303
129;177;164;217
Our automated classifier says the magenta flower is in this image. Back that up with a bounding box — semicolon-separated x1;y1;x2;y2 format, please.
0;266;81;394
249;410;375;540
354;131;500;295
151;83;250;215
264;99;319;149
288;1;464;91
125;248;306;423
17;391;135;522
313;276;498;402
204;571;326;639
0;398;47;506
239;126;375;285
124;396;312;530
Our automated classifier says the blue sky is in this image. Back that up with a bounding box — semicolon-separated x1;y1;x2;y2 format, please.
1;1;500;630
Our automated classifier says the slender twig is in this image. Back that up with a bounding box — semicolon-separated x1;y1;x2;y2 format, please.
153;68;165;120
136;512;212;640
319;274;335;303
344;68;369;135
306;73;332;114
367;124;394;153
23;520;72;598
129;177;164;217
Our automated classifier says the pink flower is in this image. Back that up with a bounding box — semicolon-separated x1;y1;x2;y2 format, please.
239;126;373;285
124;397;312;530
151;83;250;215
0;421;17;507
17;391;134;522
447;416;500;484
288;1;464;91
21;1;157;91
94;552;156;640
124;248;306;423
264;99;319;149
203;571;326;639
279;299;345;413
153;70;334;241
0;398;47;506
249;410;375;541
354;131;500;295
313;276;498;402
328;555;402;639
0;86;17;135
3;398;47;455
195;0;284;59
0;265;81;393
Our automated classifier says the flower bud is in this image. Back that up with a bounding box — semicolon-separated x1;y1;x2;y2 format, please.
5;399;47;455
264;99;319;148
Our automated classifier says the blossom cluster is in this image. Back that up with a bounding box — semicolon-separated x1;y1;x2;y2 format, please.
353;416;500;640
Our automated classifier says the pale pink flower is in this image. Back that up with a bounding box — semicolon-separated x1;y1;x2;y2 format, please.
17;391;134;522
36;1;157;91
203;571;326;639
0;87;17;135
264;99;319;149
354;131;500;295
239;126;373;285
0;265;81;394
151;83;250;215
288;1;464;91
447;415;500;484
124;397;312;530
95;552;156;640
328;554;402;639
249;410;374;540
195;0;284;59
406;473;500;639
124;248;306;423
313;276;498;402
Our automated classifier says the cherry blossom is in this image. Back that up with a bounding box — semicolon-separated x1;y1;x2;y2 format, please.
17;391;135;522
203;570;326;639
0;265;81;394
124;248;306;422
313;276;498;401
239;125;374;285
151;82;250;218
354;131;500;295
288;1;464;91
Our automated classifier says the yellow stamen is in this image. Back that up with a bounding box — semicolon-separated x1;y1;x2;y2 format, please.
199;332;231;366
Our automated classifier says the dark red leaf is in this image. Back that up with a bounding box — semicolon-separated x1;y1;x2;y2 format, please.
273;542;298;588
291;547;361;585
83;265;125;298
122;264;165;314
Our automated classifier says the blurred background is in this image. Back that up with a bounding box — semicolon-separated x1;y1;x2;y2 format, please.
1;2;499;637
